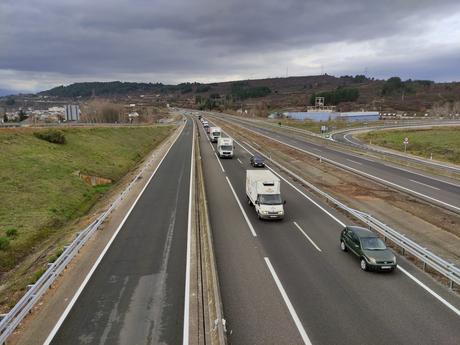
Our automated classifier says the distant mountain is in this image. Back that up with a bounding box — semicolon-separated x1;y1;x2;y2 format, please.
37;75;460;113
0;89;19;97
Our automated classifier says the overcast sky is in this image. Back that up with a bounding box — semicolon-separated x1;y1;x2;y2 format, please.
1;0;460;93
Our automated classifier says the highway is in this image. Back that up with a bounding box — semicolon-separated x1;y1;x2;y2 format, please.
45;119;194;345
208;113;460;213
198;118;460;344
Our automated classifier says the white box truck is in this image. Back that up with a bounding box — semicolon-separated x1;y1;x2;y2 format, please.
217;137;234;158
246;170;285;220
209;127;221;143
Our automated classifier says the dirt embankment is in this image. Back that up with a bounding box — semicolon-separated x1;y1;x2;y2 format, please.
212;118;460;268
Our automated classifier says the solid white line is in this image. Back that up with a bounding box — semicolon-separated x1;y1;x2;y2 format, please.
237;158;243;164
183;121;195;345
409;179;440;191
225;176;257;237
264;258;313;345
397;266;460;317
233;140;346;227
44;122;187;345
346;158;363;165
214;152;225;172
293;222;322;252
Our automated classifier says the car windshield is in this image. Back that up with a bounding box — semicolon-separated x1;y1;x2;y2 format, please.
361;237;386;250
213;132;221;137
220;145;232;150
259;194;282;205
253;156;264;162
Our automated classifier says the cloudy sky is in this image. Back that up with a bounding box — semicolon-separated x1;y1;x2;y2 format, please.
1;0;460;93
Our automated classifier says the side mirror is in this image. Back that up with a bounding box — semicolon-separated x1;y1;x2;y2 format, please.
255;200;259;205
283;200;286;205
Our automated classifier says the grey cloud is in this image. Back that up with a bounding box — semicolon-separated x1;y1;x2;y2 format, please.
1;0;460;90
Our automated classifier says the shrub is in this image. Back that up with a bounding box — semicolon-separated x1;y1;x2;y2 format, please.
5;227;18;239
0;236;10;251
34;129;66;144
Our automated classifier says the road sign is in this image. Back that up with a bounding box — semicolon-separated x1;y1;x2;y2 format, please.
403;137;409;153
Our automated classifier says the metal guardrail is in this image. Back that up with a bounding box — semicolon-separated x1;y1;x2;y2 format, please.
234;134;460;290
0;124;184;343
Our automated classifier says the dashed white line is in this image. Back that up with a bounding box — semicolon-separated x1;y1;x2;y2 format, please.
409;179;440;191
225;176;257;237
214;152;225;172
233;140;346;227
346;158;363;165
293;222;322;252
264;257;313;345
237;158;243;164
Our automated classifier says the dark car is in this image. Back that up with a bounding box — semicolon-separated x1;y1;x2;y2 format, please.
250;155;265;167
340;226;397;271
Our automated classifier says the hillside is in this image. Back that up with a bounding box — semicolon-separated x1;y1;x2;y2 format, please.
34;75;460;114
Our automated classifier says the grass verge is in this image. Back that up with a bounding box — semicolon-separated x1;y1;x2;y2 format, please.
0;125;173;287
357;127;460;164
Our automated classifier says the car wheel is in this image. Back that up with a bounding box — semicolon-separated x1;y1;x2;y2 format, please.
340;241;348;252
257;211;261;219
360;258;368;271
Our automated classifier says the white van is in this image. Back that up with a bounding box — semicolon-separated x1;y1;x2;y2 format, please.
217;137;234;158
246;170;285;220
209;127;221;143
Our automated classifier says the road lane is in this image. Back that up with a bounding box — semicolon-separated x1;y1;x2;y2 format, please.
201;120;460;345
47;119;194;345
198;121;305;344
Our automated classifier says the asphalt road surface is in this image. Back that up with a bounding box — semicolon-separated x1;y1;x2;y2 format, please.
46;119;194;345
198;118;460;345
209;113;460;213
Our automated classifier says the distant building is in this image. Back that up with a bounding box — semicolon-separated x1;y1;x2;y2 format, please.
65;105;80;121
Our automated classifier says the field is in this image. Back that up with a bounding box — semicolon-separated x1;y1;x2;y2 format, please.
0;126;173;278
358;127;460;164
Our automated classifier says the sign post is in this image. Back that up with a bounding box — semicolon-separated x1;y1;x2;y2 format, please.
403;137;409;153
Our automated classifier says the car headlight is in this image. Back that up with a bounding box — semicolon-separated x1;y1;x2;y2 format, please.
260;210;268;215
368;257;376;264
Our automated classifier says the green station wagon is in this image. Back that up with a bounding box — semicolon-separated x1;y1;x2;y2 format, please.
340;226;397;271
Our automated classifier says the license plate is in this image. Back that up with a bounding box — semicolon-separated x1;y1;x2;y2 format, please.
381;266;392;269
269;215;277;218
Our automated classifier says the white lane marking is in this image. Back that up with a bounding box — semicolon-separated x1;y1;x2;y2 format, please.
233;140;346;227
217;119;460;213
293;222;322;252
225;176;257;237
183;121;195;345
214;152;225;172
225;123;460;321
264;257;313;345
237;158;243;164
44;121;188;345
385;165;460;188
346;158;363;165
409;179;440;191
397;266;460;317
